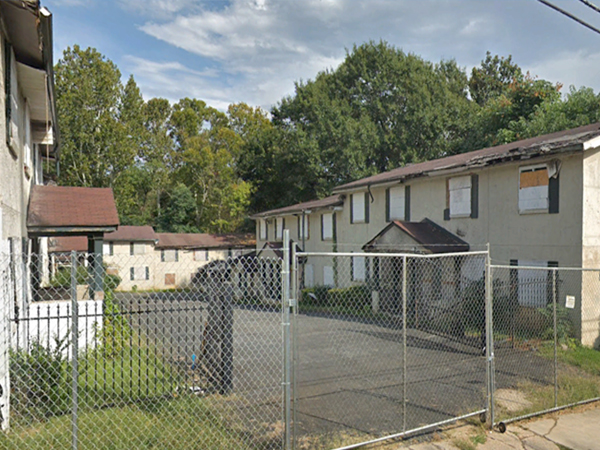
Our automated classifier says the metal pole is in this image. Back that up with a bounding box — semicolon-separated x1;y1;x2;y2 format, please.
282;230;292;450
70;251;79;450
485;245;495;428
291;241;298;447
402;255;407;433
553;269;558;408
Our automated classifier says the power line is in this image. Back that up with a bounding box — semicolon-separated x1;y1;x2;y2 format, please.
579;0;600;14
536;0;600;36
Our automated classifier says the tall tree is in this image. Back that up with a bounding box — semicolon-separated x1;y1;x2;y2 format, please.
55;46;136;188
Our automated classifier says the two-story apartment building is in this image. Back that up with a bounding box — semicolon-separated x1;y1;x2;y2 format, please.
99;226;256;291
253;123;600;345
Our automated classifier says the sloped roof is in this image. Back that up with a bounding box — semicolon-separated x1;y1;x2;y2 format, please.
156;233;255;249
104;226;158;242
363;219;469;254
27;185;119;235
48;236;89;253
334;122;600;193
250;195;343;219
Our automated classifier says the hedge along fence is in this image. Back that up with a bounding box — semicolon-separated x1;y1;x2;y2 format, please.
300;285;371;314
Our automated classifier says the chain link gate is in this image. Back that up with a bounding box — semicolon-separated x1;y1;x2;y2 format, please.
291;249;491;449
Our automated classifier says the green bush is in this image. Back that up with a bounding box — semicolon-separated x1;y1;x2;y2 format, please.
10;337;71;423
538;303;575;344
301;285;330;306
327;285;370;309
96;290;131;358
50;265;89;287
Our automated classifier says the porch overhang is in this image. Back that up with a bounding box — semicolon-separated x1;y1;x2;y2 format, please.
362;218;469;254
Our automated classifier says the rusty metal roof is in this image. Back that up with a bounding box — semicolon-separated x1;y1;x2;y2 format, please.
27;185;119;235
334;122;600;193
156;233;256;249
363;219;469;254
104;226;158;242
250;195;343;219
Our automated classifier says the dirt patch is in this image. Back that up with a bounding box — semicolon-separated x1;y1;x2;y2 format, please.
495;388;533;412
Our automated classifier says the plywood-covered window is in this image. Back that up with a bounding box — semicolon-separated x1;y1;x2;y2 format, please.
130;242;145;255
519;165;549;213
130;266;149;281
194;249;208;261
321;213;333;240
351;192;369;223
448;176;471;217
165;273;176;286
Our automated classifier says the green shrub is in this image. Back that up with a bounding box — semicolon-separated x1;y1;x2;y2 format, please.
96;290;132;358
50;265;89;287
301;285;330;306
327;285;370;309
10;337;71;423
538;303;575;344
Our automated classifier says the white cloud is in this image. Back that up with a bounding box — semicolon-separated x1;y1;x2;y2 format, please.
528;50;600;92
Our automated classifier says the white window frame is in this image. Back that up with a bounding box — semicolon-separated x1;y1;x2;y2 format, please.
162;249;178;262
448;175;471;218
131;266;149;281
519;164;549;214
321;213;333;241
352;192;366;223
389;186;405;221
131;242;145;255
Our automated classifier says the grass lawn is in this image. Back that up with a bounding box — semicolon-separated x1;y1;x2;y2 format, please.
0;396;256;450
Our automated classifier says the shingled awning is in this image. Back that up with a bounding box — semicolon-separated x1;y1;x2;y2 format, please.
362;219;469;254
27;185;119;237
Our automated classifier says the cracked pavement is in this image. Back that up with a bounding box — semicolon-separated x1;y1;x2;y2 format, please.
400;407;600;450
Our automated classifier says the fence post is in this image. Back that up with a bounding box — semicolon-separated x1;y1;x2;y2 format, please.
553;269;558;408
70;251;79;450
291;239;298;445
485;246;495;428
282;230;292;450
402;255;407;433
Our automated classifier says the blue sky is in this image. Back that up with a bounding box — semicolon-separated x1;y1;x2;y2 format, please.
45;0;600;111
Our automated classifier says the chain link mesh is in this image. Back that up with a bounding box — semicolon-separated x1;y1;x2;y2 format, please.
293;252;488;448
0;251;283;450
490;265;600;425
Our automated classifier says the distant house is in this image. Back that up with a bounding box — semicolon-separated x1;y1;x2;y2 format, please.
252;123;600;346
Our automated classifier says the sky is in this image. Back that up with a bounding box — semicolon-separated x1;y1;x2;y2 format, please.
44;0;600;111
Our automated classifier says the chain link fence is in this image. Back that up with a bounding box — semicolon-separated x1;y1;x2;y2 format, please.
0;237;600;450
0;249;284;450
489;265;600;430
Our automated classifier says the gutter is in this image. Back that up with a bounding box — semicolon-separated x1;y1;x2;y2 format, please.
39;6;60;158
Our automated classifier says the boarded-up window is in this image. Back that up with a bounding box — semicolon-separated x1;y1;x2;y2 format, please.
259;219;267;240
275;217;284;240
519;165;549;212
161;249;178;262
449;176;471;217
165;273;176;286
321;213;333;240
323;266;334;286
194;249;208;261
352;255;366;281
389;186;405;220
351;192;366;223
304;264;314;287
517;260;548;307
298;215;309;240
